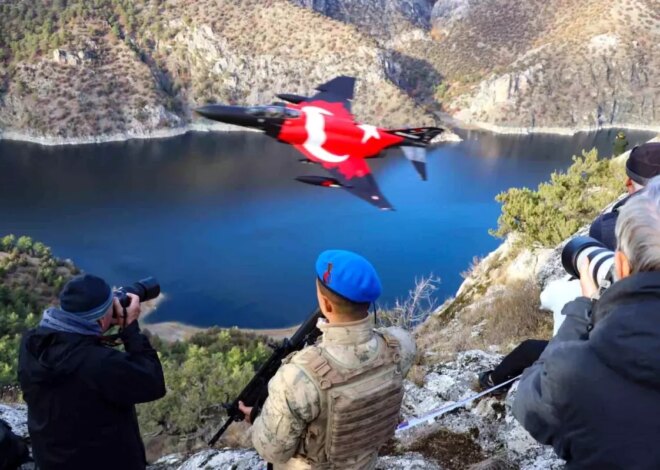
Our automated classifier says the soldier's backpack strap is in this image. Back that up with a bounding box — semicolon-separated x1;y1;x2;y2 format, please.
302;348;345;390
298;331;402;390
374;330;402;370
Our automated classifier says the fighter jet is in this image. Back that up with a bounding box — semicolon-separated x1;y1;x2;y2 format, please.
195;76;445;210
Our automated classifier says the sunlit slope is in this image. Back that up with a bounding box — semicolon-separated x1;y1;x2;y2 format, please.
0;0;434;141
405;0;660;129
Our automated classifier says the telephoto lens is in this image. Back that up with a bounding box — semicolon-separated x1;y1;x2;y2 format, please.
114;277;161;309
561;237;615;290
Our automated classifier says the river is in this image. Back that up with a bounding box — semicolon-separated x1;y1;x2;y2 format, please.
0;129;654;328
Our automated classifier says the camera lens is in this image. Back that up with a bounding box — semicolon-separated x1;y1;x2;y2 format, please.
562;237;615;289
114;277;160;308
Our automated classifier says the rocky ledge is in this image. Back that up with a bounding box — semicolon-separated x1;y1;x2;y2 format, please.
144;350;563;469
1;349;561;470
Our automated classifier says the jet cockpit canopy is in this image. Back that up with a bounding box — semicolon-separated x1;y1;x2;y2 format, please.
246;105;301;119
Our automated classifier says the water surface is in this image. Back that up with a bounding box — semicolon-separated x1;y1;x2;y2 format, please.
0;129;653;328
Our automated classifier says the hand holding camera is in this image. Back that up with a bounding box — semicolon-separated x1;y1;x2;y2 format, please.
111;277;160;328
562;236;615;299
112;294;141;328
578;259;599;299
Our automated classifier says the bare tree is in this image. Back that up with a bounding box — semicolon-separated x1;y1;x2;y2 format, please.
377;275;441;330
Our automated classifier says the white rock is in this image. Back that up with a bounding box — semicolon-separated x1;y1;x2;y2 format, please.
378;453;442;469
424;372;456;398
0;403;29;438
175;449;264;470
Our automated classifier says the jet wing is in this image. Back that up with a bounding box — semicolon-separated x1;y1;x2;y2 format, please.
309;76;356;113
323;162;394;211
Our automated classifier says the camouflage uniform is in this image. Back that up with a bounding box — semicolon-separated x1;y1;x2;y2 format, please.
251;315;416;469
613;133;629;157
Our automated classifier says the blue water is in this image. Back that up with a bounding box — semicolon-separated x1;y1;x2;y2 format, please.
0;129;653;328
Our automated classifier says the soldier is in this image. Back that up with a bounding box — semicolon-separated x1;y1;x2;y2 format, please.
239;250;416;469
613;131;629;157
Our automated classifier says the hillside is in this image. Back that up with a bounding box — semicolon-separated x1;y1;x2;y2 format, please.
0;0;435;143
309;0;660;132
0;235;77;387
1;1;658;143
425;0;660;131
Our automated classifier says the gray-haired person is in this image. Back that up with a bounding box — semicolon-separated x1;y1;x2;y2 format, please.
513;175;660;469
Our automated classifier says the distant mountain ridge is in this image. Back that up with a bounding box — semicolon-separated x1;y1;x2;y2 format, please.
0;0;658;143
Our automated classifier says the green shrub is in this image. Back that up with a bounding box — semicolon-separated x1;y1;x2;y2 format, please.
138;329;269;439
491;149;626;248
0;285;41;385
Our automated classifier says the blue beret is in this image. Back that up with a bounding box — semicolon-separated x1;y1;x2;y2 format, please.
316;250;382;303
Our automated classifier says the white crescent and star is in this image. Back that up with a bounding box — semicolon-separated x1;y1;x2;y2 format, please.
301;106;349;163
301;106;381;164
358;124;380;144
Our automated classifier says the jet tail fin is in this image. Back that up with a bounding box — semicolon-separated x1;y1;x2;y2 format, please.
387;127;445;146
402;147;427;181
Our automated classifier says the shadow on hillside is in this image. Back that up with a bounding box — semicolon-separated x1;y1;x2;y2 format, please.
384;50;444;107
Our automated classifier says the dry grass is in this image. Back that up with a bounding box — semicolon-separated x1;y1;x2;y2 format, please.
408;428;484;470
408;362;427;388
418;279;552;363
475;280;552;349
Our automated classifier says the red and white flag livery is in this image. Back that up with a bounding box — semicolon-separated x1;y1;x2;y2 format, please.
196;76;445;210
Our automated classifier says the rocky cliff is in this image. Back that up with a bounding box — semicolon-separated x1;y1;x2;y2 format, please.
428;0;660;132
0;0;435;144
2;0;658;144
0;222;573;470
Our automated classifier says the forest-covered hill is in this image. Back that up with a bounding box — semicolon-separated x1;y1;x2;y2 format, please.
1;0;658;143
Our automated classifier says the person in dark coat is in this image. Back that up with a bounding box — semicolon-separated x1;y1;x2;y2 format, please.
590;142;660;250
513;176;660;469
479;143;660;393
18;274;166;470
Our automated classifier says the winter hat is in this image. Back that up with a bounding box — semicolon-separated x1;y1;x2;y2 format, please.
627;143;660;186
59;274;113;321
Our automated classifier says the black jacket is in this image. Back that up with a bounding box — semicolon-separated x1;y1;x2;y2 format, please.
589;194;633;250
513;272;660;469
18;322;166;470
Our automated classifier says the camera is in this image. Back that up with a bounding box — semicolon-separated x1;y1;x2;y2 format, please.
561;237;615;290
113;277;161;311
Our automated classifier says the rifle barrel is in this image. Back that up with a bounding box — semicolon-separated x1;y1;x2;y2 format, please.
208;416;233;446
207;308;323;447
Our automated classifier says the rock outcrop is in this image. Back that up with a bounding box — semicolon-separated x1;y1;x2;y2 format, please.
150;351;563;468
290;0;435;39
430;0;660;132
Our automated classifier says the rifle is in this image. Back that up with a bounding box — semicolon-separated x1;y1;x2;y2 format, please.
208;308;324;446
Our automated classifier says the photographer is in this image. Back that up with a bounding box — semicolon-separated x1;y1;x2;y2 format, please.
478;142;660;393
590;142;660;249
513;176;660;469
18;274;166;470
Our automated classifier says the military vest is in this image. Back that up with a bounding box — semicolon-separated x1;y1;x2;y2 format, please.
287;331;404;469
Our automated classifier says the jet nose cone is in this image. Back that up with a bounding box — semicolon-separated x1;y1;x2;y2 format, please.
194;105;239;122
195;104;266;130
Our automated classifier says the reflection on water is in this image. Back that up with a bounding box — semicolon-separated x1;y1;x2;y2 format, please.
0;128;654;328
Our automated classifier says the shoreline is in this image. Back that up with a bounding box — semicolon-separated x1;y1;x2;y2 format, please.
2;118;658;147
0;121;255;147
142;320;300;343
463;120;660;136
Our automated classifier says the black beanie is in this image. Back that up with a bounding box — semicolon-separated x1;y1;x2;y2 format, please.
59;274;113;319
626;143;660;185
